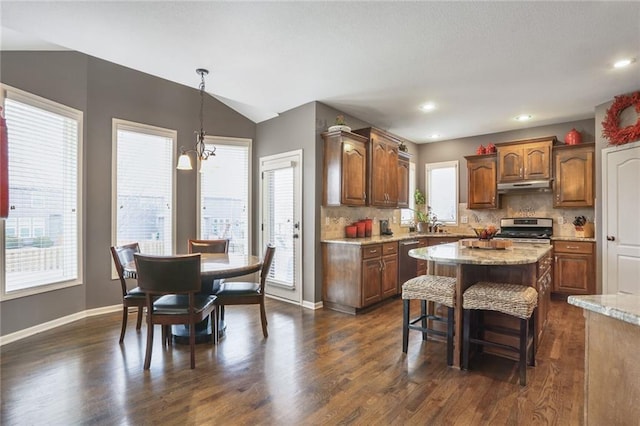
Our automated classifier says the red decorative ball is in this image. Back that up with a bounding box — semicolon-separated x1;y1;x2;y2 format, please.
476;145;486;155
565;128;582;145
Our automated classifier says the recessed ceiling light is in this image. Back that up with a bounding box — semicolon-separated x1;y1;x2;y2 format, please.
429;134;441;139
515;114;532;121
613;58;635;68
420;102;437;112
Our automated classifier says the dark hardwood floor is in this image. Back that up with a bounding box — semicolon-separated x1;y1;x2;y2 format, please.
1;297;585;425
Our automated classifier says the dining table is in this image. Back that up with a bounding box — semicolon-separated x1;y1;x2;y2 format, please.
124;252;262;344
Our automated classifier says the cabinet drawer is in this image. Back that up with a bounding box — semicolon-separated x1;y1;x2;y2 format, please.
382;242;398;256
554;241;593;254
362;244;382;259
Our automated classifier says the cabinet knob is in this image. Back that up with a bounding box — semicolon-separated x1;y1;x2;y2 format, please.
607;236;616;241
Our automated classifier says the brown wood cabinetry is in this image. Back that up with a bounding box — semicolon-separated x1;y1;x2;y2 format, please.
553;143;595;207
465;154;499;209
322;241;398;314
354;127;400;208
553;240;595;295
321;130;368;206
496;137;555;183
397;151;411;208
536;251;553;342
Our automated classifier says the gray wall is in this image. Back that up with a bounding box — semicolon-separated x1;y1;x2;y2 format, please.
1;51;255;335
417;119;596;201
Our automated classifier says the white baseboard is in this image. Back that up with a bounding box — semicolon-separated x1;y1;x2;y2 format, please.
0;304;122;346
302;300;323;310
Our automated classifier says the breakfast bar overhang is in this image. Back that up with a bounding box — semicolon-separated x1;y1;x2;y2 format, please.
409;241;553;368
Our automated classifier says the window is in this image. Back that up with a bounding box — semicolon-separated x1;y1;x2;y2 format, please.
112;120;176;258
198;137;251;255
425;161;458;225
1;85;83;298
400;162;416;226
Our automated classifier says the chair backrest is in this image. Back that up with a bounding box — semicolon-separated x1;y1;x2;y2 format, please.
258;244;276;293
134;253;201;295
110;242;140;297
188;239;229;254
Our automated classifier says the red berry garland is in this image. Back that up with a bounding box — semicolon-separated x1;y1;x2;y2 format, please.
602;91;640;146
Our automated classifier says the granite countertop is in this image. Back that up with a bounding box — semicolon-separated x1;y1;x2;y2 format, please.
321;232;474;245
408;241;552;265
567;294;640;327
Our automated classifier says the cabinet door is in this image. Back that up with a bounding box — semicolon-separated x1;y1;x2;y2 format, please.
341;139;367;206
498;146;524;182
553;253;594;294
381;254;399;298
467;155;498;209
362;258;382;305
523;142;551;180
397;156;410;208
553;145;594;207
369;139;389;206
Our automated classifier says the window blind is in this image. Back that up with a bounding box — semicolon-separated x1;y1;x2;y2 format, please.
426;161;458;224
3;93;81;293
199;140;250;255
115;123;175;256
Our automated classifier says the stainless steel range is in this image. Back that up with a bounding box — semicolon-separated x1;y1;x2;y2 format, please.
494;217;553;244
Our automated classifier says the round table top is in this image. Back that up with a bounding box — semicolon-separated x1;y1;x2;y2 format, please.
125;253;262;279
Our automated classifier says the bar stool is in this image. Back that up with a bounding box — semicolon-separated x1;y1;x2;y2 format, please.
462;282;538;386
402;275;456;365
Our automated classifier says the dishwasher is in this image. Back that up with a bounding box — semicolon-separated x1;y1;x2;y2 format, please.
398;239;421;285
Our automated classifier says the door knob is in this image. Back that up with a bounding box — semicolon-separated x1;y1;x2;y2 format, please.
607;236;616;241
293;234;299;239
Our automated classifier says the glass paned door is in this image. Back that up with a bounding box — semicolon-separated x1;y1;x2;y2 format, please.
260;150;302;304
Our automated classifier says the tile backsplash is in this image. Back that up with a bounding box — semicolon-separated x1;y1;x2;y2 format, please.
321;193;595;240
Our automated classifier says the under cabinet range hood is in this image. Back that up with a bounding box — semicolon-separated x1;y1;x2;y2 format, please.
497;179;552;193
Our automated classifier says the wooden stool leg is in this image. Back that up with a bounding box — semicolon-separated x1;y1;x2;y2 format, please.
421;300;428;341
462;309;471;370
519;318;527;386
529;310;536;366
402;299;410;353
447;307;454;366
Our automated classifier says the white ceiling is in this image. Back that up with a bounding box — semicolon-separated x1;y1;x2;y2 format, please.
1;1;639;143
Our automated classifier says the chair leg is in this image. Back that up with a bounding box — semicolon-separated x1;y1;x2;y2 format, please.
143;320;154;370
530;310;537;367
519;318;528;386
136;307;144;330
189;319;196;369
260;300;268;338
446;307;454;366
402;299;410;353
462;309;471;371
420;300;428;341
119;306;128;343
211;309;218;345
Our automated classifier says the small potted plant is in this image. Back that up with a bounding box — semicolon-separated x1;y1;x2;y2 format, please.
328;115;351;132
412;189;433;233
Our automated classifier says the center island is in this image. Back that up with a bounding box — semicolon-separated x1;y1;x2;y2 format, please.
408;240;553;368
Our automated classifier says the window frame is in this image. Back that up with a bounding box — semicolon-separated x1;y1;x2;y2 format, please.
400;161;416;227
196;136;252;255
425;160;459;226
1;84;84;300
111;118;177;279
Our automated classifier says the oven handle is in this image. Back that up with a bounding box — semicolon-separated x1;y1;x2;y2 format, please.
401;240;420;246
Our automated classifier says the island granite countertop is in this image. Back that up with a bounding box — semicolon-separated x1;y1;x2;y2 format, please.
408;241;552;265
567;294;640;327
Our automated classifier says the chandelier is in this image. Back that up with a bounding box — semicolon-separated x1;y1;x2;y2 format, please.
176;68;216;170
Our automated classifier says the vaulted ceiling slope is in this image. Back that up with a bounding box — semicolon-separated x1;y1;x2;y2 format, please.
1;1;639;143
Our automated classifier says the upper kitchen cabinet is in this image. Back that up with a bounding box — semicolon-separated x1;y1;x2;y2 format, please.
353;127;402;208
322;130;368;206
465;154;499;209
397;151;411;208
553;143;595;207
496;136;556;183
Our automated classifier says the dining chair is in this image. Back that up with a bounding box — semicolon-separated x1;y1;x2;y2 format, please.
110;242;146;343
215;244;276;338
188;238;229;294
134;253;218;370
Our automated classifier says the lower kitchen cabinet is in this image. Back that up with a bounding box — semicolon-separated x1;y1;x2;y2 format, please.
322;241;398;314
553;240;596;295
